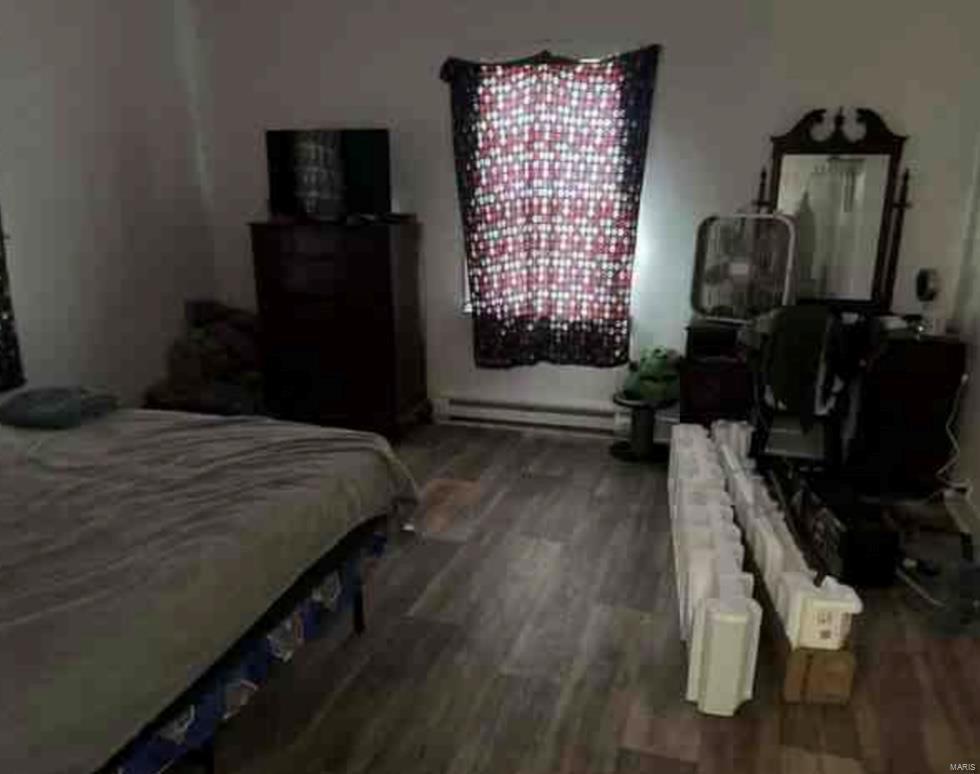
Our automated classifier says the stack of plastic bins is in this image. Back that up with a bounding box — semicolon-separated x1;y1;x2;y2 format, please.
668;424;762;717
712;423;863;653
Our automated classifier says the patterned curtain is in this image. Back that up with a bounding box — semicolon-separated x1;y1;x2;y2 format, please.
441;46;659;367
0;205;24;392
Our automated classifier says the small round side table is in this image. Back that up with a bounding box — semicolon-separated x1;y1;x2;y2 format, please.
610;393;673;462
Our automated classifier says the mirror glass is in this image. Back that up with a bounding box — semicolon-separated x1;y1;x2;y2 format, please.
776;153;889;301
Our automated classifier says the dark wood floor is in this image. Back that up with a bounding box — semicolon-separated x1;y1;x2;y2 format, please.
186;424;980;774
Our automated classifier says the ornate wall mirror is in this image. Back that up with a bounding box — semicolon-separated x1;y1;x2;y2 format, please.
757;108;910;312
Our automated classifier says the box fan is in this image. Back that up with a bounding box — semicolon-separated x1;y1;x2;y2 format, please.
691;213;796;322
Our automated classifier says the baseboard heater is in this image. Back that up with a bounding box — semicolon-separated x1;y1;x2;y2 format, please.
433;395;619;434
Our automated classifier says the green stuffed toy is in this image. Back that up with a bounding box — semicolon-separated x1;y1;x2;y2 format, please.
621;347;680;405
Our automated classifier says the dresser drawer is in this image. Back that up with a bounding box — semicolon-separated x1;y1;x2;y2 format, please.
255;224;386;258
250;218;425;435
254;252;387;300
268;255;352;296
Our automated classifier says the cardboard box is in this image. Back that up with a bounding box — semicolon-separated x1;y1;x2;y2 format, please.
783;643;856;704
744;542;858;705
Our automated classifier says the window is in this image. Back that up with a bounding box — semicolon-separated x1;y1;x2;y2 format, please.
442;46;658;368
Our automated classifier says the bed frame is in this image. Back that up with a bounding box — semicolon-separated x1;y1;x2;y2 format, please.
96;514;389;774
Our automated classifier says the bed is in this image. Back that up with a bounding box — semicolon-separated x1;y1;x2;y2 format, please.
0;409;417;774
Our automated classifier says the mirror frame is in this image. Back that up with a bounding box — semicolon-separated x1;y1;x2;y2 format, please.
761;108;910;312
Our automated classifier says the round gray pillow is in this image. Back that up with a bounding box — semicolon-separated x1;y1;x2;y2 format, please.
0;387;118;429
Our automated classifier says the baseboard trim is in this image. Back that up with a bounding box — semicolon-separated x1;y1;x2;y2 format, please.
444;416;615;438
434;395;617;434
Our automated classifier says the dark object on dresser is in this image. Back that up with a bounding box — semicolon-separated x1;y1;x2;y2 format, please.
847;329;966;495
251;217;428;436
679;319;753;425
266;129;392;220
145;300;264;415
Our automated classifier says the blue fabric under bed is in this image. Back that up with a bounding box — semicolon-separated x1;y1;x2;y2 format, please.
108;532;386;774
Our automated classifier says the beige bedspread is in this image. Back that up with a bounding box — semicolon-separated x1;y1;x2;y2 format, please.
0;410;417;774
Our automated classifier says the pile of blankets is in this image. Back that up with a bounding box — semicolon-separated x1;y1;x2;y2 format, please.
145;300;264;415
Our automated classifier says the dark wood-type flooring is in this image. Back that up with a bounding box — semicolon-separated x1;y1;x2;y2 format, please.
178;424;980;774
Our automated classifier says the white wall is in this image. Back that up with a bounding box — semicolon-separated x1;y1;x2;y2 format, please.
771;0;980;326
0;1;214;403
189;0;980;411
951;135;980;503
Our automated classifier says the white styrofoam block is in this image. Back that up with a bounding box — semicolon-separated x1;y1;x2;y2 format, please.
680;525;739;558
770;519;809;575
669;459;724;498
683;548;715;638
711;543;743;578
685;595;762;715
680;529;749;640
776;572;862;650
712;434;864;656
679;504;737;531
670;424;763;716
729;468;755;521
802;578;862;649
758;522;785;595
718;442;741;481
711;420;753;463
672;491;731;527
674;482;731;512
716;578;762;700
671;462;725;493
674;504;740;638
672;424;710;444
746;513;770;568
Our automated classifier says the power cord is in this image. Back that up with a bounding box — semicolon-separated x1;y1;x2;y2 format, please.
896;567;945;608
911;372;978;515
936;372;971;494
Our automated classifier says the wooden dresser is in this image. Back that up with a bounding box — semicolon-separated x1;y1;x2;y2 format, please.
847;329;966;494
679;319;753;425
250;217;428;436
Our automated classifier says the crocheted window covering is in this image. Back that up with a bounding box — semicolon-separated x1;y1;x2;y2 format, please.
442;46;659;367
